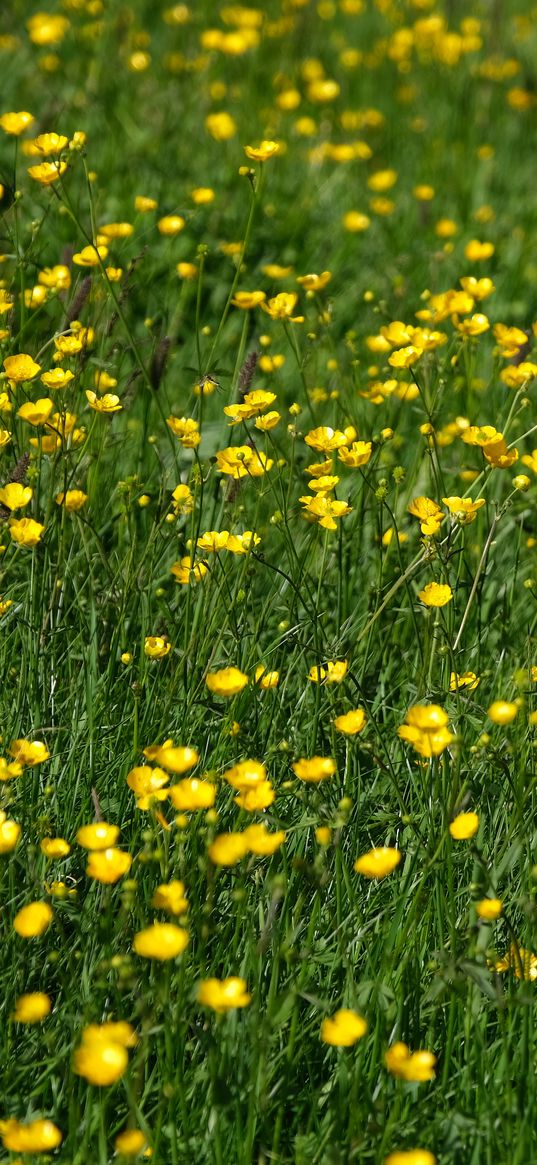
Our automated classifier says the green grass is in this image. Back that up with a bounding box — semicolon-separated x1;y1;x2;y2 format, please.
1;0;537;1161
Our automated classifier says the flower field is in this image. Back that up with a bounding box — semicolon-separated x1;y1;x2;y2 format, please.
1;1;537;1161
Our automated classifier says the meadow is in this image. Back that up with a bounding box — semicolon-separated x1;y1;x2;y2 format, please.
0;0;537;1161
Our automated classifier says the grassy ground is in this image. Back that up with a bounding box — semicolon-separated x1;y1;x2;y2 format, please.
1;0;537;1161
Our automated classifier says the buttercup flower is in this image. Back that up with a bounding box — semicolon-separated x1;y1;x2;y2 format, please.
0;1118;62;1153
13;902;53;937
385;1041;436;1082
133;922;189;960
198;977;251;1011
417;582;453;607
13;992;52;1023
292;756;336;783
449;811;479;839
206;667;248;696
320;1009;368;1047
354;847;401;879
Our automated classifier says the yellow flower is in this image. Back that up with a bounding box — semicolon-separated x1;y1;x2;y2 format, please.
0;111;35;135
40;837;70;858
208;832;248;866
343;210;371;232
17;398;54;426
27;12;69;45
76;822;120;850
41;368;74;390
73;244;108;267
308;660;348;684
144;636;172;659
133;922;189;960
206;666;248;696
488;700;518;725
171;556;208;584
227;531;261;554
169;778;216;811
255;664;279;689
261;292;301;320
292;756;336;783
0;1118;62;1154
9;738;49;765
135;194;158;212
198;977;251;1011
464;239;494;261
9;517;45;547
55;489;87;511
196;530;230;552
242;823;286;855
234;781;275;810
205;111;237;140
334;709;366;735
0;483;32;510
152;880;188;915
300;494;352;530
223;759;267;790
417;582;453;607
86;848;132;884
398;704;453;758
296;271;332;292
449;811;479;839
215;446;273;478
224;389;276;423
305;427;350;453
32;132;68;154
494;943;537;980
384;1151;436;1165
338;441;372;467
126;765;169;802
450;671;480;691
158;215;185;236
12;992;52;1023
13;901;53;937
476;898;502;920
114;1129;148;1156
143;741;199;773
244;140;280;162
4;353;41;382
320;1009;368;1047
0;815;21;853
86;390;122;413
74;1027;130;1086
38;264;71;290
166;415;200;446
28;160;67;183
354;847;401;879
388;345;423;369
385;1041;436;1082
442;496;485;524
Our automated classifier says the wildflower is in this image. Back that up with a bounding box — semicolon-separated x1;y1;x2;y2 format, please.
73;244;108;267
86;848;132;884
255;664;279;688
398;704;453;758
205;111;237;140
143;741;199;773
27;161;66;184
74;1026;130;1086
296;271;332;292
208;832;248;865
133;922;188;960
320;1009;368;1047
494;943;537;980
224;389;276;423
0;1118;62;1153
13;901;53;937
442;496;485;524
115;1129;148;1155
76;822;120;850
177;261;198;279
308;660;348;684
407;496;444;536
476;898;502;920
144;636;172;659
166;416;200;446
464;239;494;261
388;345;423;369
231;290;266;309
0;483;32;510
9;738;49;765
152;880;188;915
305;426;349;453
206;667;248;696
343;211;371;232
384;1151;436;1165
244;140;280;162
385;1041;436;1082
450;671;480;691
488;700;518;725
27;12;69;44
86;390;122;413
334;709;366;735
417;582;453;607
243;823;286;855
0;814;21;853
198;977;251;1011
40;837;70;858
223;759;267;790
300;494;352;531
218;445;274;478
55;489;88;511
261;293;302;321
292;756;336;783
0;111;35;135
235;781;275;810
227;531;261;554
449;811;479;839
339;441;372;467
12;992;52;1023
171;556;208;584
41;368;74;390
9;517;44;547
4;353;41;382
354;847;401;879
